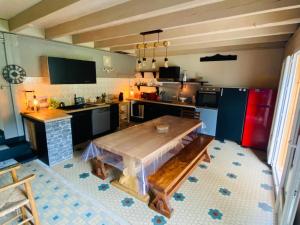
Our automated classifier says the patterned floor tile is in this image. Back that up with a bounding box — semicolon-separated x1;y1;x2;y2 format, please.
51;140;275;225
1;140;275;225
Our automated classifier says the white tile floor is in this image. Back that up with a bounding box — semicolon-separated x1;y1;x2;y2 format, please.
52;140;275;225
0;140;275;225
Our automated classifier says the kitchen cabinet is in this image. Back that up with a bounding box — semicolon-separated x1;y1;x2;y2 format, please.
119;102;130;129
130;101;191;122
70;110;92;145
69;105;118;145
215;88;248;143
144;103;159;120
110;103;119;131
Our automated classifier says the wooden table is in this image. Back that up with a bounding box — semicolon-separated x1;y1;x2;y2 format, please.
92;115;201;201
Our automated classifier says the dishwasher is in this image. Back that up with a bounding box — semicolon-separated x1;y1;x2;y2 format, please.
92;107;110;136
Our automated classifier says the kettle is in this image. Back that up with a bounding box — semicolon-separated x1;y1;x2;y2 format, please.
59;102;65;108
119;92;124;101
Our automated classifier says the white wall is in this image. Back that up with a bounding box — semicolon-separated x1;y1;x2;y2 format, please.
0;32;136;138
141;48;284;88
4;33;136;78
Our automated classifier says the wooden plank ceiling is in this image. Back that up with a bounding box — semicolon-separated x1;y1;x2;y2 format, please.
4;0;300;55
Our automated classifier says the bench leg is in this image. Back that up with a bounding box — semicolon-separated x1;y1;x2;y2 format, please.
203;149;211;163
149;190;172;218
91;157;107;180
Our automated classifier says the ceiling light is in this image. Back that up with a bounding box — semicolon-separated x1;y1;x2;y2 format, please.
136;29;170;70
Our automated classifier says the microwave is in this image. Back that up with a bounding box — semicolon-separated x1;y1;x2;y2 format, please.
196;87;221;108
158;66;180;81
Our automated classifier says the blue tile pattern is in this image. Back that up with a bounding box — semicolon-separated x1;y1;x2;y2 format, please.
258;202;273;212
232;162;241;166
208;209;223;220
98;183;110;191
260;184;273;191
199;164;208;169
173;192;185;201
121;197;134;207
151;215;167;225
226;173;237;179
219;187;231;196
262;170;272;175
79;172;90;179
188;176;199;183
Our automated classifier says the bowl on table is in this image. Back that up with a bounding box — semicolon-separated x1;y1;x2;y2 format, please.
179;97;187;102
156;123;169;133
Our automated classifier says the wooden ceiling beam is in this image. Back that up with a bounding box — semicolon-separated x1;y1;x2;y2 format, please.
134;35;290;56
8;0;80;32
152;42;286;56
45;0;220;39
110;25;295;51
73;0;300;44
94;8;300;48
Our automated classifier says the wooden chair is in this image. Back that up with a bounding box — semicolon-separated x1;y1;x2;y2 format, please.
180;109;200;119
0;164;40;225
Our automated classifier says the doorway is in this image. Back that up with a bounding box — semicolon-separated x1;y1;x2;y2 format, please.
0;33;18;141
269;51;300;225
268;53;300;192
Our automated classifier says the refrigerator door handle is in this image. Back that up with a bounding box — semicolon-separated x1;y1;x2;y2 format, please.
220;88;223;96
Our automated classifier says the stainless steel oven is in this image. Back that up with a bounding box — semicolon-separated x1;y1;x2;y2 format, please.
196;87;221;108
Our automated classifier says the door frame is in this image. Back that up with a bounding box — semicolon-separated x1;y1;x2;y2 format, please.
275;51;300;225
268;56;291;165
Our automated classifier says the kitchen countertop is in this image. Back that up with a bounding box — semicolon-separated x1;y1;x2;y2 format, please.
63;103;110;113
128;98;196;108
21;103;116;123
21;109;72;123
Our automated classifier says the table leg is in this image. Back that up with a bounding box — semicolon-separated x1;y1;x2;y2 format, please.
111;156;149;203
91;156;107;180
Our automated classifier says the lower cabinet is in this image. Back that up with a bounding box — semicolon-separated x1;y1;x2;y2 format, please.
110;103;119;131
70;110;92;145
131;101;191;122
69;105;119;146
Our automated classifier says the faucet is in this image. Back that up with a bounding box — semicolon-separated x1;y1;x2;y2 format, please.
176;88;183;101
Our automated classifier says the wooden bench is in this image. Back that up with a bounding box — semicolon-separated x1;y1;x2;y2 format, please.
147;135;214;218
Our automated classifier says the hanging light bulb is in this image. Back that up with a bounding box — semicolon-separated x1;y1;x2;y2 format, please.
164;41;169;68
152;41;156;69
152;58;156;69
164;57;168;68
137;47;142;70
142;35;147;67
142;57;147;67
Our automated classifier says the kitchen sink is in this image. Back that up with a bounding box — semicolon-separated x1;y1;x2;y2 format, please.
60;104;97;111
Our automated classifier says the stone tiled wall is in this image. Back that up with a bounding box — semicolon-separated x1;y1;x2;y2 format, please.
45;119;73;167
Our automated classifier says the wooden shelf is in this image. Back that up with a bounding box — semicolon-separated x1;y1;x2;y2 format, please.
135;85;160;94
136;71;158;78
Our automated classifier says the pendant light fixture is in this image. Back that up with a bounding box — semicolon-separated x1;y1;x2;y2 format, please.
152;32;159;69
135;29;170;70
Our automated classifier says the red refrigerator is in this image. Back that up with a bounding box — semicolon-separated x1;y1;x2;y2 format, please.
242;88;277;150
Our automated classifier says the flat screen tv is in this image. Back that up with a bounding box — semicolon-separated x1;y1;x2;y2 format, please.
47;57;96;84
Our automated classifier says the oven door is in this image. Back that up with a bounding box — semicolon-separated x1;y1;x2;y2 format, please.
196;91;220;108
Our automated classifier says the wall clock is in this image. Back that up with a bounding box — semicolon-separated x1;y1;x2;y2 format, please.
2;64;26;84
